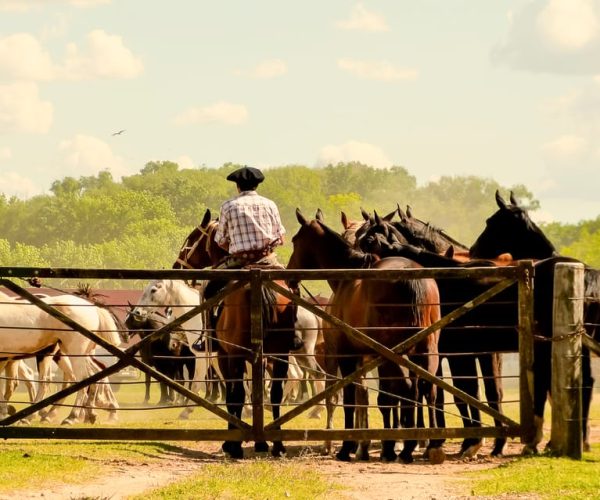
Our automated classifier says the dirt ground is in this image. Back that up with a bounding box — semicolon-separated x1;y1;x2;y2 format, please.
1;438;537;500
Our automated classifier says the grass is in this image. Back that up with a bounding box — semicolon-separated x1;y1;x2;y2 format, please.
132;460;342;500
469;444;600;499
0;439;190;493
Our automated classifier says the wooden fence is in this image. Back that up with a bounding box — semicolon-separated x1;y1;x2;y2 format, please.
0;264;538;447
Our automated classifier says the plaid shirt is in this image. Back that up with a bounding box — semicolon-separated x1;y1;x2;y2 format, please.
215;191;285;254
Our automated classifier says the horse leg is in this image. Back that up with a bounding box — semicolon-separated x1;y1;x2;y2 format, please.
525;343;552;455
424;362;447;462
220;356;245;459
479;353;506;456
448;355;482;458
144;372;152;405
419;358;445;465
398;371;418;464
581;349;594;452
377;363;401;462
354;372;370;461
335;356;359;462
178;350;199;420
267;357;289;457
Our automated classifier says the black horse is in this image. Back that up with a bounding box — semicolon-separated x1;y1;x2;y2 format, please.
470;191;600;452
358;215;512;457
124;308;194;406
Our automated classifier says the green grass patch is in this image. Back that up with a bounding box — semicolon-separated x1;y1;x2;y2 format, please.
0;447;96;492
469;444;600;499
0;440;187;493
133;459;341;500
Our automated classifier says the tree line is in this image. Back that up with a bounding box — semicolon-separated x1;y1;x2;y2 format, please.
1;161;599;278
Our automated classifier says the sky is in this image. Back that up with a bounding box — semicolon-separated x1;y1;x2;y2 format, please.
1;1;600;223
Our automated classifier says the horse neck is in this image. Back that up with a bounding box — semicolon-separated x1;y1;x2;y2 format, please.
168;281;201;317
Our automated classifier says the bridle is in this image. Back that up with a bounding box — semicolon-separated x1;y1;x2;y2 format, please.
174;220;218;269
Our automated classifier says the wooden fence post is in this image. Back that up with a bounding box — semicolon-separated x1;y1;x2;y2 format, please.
551;262;584;459
250;270;265;443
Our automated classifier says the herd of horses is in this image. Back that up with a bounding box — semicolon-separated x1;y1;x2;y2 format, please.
1;191;599;465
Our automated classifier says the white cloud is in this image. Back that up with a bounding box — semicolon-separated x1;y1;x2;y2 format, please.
176;155;194;169
0;171;43;198
537;0;599;50
492;0;600;74
0;82;53;134
173;101;248;126
58;134;130;178
541;134;588;158
234;59;287;79
336;3;389;32
62;30;143;80
0;0;109;12
0;30;142;81
316;140;392;168
0;146;11;160
338;58;418;81
0;33;56;81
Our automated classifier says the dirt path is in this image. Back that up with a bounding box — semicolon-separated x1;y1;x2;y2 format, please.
1;439;529;499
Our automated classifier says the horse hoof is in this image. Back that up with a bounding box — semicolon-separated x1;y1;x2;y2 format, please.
61;419;74;426
271;443;286;458
521;445;537;456
398;451;414;464
335;451;352;462
460;441;482;459
355;451;370;462
584;442;591;453
254;442;269;453
222;442;244;459
380;452;396;462
7;405;16;416
428;447;446;465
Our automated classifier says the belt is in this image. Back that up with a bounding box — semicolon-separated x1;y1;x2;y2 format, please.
231;248;272;261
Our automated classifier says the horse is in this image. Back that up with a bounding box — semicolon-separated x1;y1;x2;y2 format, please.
354;210;513;457
0;291;123;424
124;307;188;406
287;209;444;464
173;209;318;459
470;190;600;452
131;279;225;419
282;306;326;418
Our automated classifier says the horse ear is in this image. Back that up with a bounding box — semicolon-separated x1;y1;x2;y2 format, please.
495;190;508;210
201;208;211;227
374;211;382;225
341;211;349;229
360;207;370;221
509;191;518;206
406;205;413;218
444;245;455;258
316;208;324;221
397;203;407;221
295;208;308;225
383;208;396;222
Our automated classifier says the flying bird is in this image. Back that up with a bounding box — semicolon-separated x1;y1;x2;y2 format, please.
112;129;126;136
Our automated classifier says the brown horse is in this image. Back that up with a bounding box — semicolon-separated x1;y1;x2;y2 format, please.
173;209;300;459
287;209;444;463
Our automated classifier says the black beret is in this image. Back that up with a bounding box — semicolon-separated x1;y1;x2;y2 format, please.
226;166;265;185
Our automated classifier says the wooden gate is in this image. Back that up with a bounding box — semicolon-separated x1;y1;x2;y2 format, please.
0;263;534;445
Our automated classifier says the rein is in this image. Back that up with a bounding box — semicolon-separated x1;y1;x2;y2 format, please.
175;221;218;269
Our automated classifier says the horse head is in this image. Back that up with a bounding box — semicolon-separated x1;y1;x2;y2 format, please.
469;190;557;260
173;209;226;269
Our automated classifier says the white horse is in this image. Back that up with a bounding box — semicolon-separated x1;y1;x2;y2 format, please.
0;290;122;424
132;279;218;419
282;306;325;418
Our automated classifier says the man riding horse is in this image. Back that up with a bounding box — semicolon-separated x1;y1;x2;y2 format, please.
214;165;286;270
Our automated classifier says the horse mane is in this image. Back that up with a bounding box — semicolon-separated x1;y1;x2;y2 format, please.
316;220;379;268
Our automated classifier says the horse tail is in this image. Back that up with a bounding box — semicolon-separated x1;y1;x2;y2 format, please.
408;277;440;329
95;307;122;346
